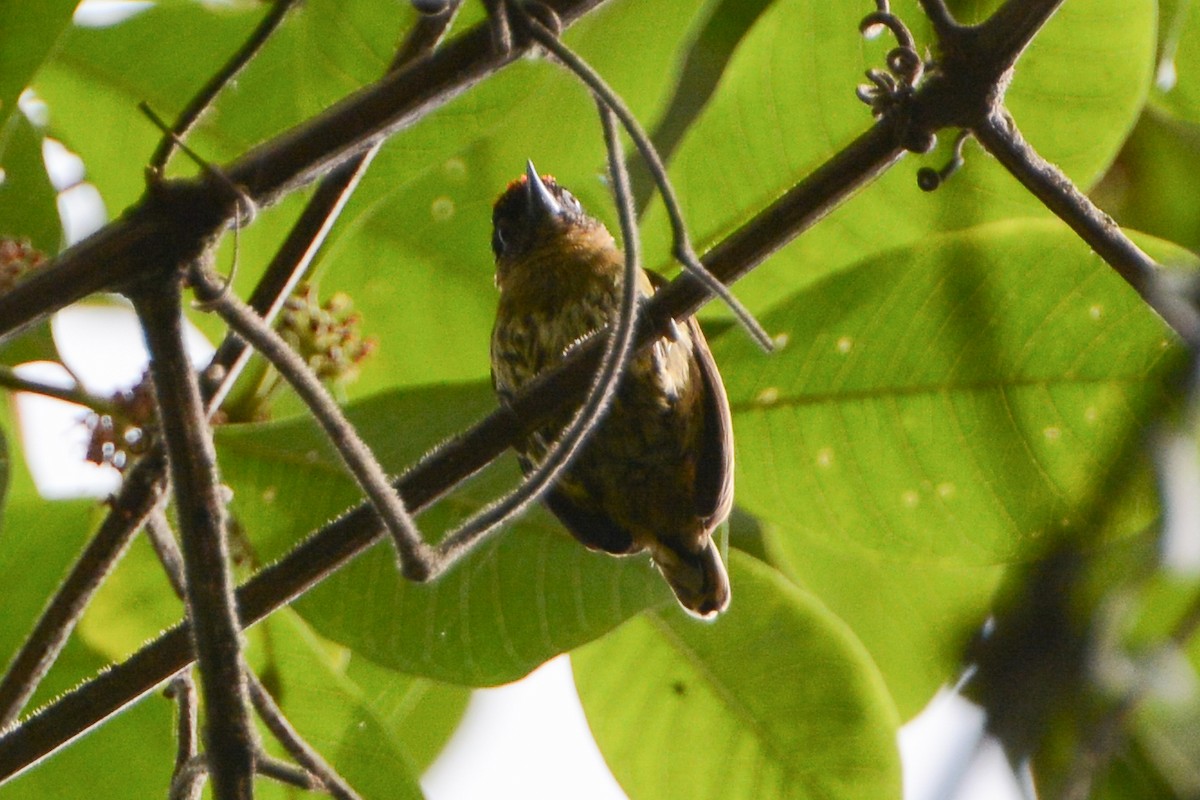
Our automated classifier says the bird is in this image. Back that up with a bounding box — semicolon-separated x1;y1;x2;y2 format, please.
489;161;733;618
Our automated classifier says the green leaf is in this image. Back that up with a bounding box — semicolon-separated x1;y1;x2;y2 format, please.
765;523;1002;719
573;551;901;800
0;397;95;682
217;382;671;686
344;653;471;772
640;0;1155;310
715;220;1184;565
76;533;186;664
1095;109;1200;254
0;0;76;131
0;321;60;367
0;113;59;253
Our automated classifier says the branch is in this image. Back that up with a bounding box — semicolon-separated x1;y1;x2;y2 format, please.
0;366;116;416
132;280;254;800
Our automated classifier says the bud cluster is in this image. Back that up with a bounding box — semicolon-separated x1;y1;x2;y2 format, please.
277;284;376;386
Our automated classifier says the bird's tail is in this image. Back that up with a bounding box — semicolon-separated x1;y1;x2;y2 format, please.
652;538;730;619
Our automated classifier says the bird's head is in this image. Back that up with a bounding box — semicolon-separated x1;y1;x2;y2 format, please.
491;161;594;263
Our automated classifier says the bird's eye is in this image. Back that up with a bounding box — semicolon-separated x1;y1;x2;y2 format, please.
560;190;582;216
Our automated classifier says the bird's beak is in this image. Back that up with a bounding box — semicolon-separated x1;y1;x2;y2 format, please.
525;160;562;219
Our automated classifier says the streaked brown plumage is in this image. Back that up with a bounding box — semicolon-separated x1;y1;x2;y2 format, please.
489;162;733;618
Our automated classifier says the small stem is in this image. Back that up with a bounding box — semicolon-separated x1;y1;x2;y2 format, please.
255;753;320;791
977;0;1067;72
974;108;1200;346
246;672;362;800
165;672;199;777
169;755;208;800
916;0;959;36
0;365;117;415
132;278;254;800
145;511;189;600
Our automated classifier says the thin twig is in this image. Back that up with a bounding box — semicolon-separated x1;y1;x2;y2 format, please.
132;279;254;800
0;365;118;416
189;266;435;581
247;671;363;800
169;755;208;800
256;752;321;790
145;511;190;600
164;672;199;778
519;12;775;353
149;0;302;173
916;0;959;36
974;108;1200;346
432;101;643;566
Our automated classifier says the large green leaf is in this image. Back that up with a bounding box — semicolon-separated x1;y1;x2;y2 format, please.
573;551;901;800
764;522;1002;719
715;221;1183;566
343;652;471;772
1095;109;1200;254
217;382;671;686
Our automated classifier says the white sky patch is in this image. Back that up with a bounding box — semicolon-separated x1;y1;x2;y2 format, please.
74;0;155;28
900;687;1029;800
423;655;627;800
1158;429;1200;574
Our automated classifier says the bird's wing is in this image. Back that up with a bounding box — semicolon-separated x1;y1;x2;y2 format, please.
643;271;734;530
542;482;638;555
687;313;734;529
